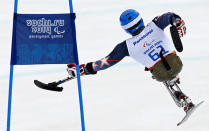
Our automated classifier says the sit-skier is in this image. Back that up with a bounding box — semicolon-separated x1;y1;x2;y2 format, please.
67;9;194;112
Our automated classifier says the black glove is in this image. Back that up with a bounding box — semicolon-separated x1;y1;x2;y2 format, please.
170;14;186;37
67;62;97;77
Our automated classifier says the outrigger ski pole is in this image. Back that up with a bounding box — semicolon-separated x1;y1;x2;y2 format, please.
34;76;76;92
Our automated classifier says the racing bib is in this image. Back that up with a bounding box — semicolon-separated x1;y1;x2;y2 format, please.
126;21;175;69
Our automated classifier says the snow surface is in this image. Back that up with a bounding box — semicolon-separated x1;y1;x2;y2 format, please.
0;0;209;131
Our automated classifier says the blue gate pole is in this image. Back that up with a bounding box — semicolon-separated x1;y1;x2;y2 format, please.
7;65;14;131
68;0;86;131
7;0;18;131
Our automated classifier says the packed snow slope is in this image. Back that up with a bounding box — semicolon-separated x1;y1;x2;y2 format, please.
0;0;209;131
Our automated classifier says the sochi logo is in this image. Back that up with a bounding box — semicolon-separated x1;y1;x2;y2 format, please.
26;18;65;35
143;40;155;47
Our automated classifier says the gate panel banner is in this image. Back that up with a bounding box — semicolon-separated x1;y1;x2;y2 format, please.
11;13;76;65
7;1;86;131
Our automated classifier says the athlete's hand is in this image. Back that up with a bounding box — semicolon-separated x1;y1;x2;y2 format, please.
67;64;86;77
174;19;186;37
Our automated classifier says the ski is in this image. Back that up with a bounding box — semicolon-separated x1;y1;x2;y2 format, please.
34;77;75;92
34;80;63;92
177;101;204;126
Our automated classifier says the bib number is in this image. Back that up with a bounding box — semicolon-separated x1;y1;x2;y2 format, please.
148;45;169;61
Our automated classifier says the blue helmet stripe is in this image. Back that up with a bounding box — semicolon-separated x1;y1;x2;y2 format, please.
120;9;144;35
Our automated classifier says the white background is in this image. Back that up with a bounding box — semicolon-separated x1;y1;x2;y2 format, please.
0;0;209;131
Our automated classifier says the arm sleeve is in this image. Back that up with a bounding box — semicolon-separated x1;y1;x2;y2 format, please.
152;12;181;30
89;41;129;72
